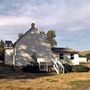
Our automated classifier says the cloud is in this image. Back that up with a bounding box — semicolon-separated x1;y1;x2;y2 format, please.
0;0;90;30
0;16;36;26
0;0;90;50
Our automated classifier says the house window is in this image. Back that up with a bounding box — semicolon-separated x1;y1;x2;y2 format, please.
9;44;12;47
40;65;46;70
59;53;64;59
70;54;74;59
39;62;46;71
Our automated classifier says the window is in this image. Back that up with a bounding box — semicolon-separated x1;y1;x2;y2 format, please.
40;62;46;70
40;65;45;69
70;54;74;59
9;44;12;47
59;53;64;59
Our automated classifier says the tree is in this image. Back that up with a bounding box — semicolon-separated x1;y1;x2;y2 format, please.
31;52;38;66
0;40;5;60
86;54;90;61
47;30;57;47
0;45;4;56
0;40;4;47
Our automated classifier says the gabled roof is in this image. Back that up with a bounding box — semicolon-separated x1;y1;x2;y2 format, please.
14;23;42;46
14;28;31;46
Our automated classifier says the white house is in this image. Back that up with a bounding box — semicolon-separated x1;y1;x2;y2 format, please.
52;47;88;65
51;47;80;65
4;23;88;73
5;23;53;71
4;41;14;65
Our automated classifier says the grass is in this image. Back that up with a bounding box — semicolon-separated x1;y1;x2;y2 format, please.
0;72;90;90
70;80;90;90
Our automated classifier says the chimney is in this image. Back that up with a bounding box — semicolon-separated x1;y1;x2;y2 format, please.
31;23;35;29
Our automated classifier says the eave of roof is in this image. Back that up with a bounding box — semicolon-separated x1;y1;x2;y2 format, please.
51;47;78;54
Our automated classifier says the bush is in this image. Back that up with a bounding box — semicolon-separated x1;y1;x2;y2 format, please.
72;65;89;72
63;64;73;73
22;65;40;73
31;52;38;66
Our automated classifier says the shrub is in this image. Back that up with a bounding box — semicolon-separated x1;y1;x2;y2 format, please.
22;65;40;73
31;52;38;66
63;64;73;73
72;65;89;72
22;65;47;73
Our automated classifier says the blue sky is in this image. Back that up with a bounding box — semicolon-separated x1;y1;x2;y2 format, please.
0;0;90;50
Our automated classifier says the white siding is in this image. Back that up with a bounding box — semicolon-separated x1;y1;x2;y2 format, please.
71;54;79;65
79;57;87;63
15;29;53;66
5;49;13;65
57;53;79;65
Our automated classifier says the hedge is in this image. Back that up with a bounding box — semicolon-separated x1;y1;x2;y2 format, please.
72;65;89;72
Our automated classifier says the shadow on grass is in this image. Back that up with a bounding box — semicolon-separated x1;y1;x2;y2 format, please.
0;65;56;80
0;72;56;80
